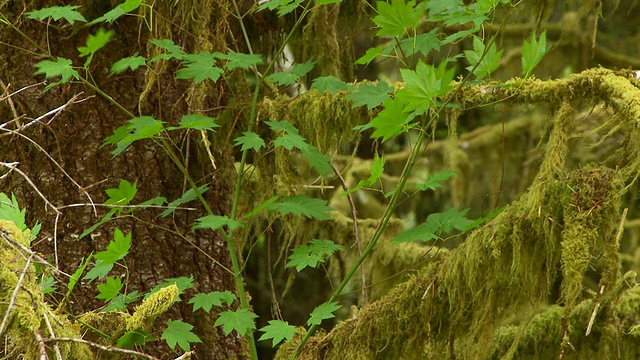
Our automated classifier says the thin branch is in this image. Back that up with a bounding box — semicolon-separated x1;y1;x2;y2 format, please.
0;230;71;278
44;337;160;360
0;253;33;339
34;330;49;360
41;312;63;360
0;162;59;213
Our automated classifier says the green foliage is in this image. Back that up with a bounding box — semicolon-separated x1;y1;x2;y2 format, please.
78;28;115;68
116;328;153;349
266;60;315;87
84;228;131;281
257;0;304;17
193;215;243;232
345;81;394;110
373;0;424;37
268;195;334;220
464;36;502;79
311;76;351;94
162;320;202;352
400;60;455;115
307;301;340;326
393;207;474;244
150;39;185;61
286;239;344;271
33;58;79;89
96;277;123;301
89;0;141;25
234;131;266;152
105;179;138;209
0;193;38;237
103;291;141;311
26;5;86;24
343;153;385;196
259;320;298;346
415;170;456;191
522;31;547;77
224;51;264;71
147;276;195;299
266;119;333;175
214;309;259;336
103;116;165;156
176;52;224;84
189;291;236;312
167;114;219;131
160;185;208;217
110;53;146;75
370;95;413;142
67;256;91;297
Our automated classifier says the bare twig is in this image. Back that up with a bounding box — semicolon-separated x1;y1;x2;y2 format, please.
0;230;71;278
18;93;90;131
34;330;49;360
41;307;63;360
331;164;366;305
43;338;160;360
0;162;59;213
0;253;33;338
175;351;195;360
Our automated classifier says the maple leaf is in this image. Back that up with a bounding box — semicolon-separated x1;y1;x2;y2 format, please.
162;320;202;351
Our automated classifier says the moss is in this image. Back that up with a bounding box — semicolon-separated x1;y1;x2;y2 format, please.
127;284;179;331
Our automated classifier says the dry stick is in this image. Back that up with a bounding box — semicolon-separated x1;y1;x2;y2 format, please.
0;163;59;213
43;338;160;360
34;330;49;360
0;253;33;339
0;78;20;126
331;164;366;305
0;230;71;278
585;207;629;336
41;309;63;360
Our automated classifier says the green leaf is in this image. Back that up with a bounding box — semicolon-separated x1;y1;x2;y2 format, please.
400;60;455;115
103;291;141;311
345;81;394;110
67;256;91;297
399;29;441;57
78;28;115;67
189;291;237;312
265;119;300;134
27;5;87;24
464;205;506;232
522;31;547;77
242;196;279;220
33;57;80;86
176;52;224;84
343;153;385;196
0;193;27;231
393;207;473;244
149;39;185;61
83;259;113;281
225;51;264;71
104;180;137;209
166;114;219;131
193;215;243;232
94;228;131;264
373;0;422;37
415;170;456;191
300;144;333;176
266;60;315;87
234;132;265;152
162;320;202;352
147;276;194;299
116;328;153;349
307;301;340;326
139;196;167;208
257;0;304;16
103;116;165;156
161;185;208;217
464;36;502;79
268;195;334;220
96;277;123;301
370;95;412;142
267;119;332;176
214;309;258;336
89;0;141;25
356;47;384;65
259;320;297;346
286;239;344;271
311;76;351;94
317;0;341;4
39;276;57;295
110;54;146;75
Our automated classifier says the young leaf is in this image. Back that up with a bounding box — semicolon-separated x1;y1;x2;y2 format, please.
78;28;115;67
0;193;27;231
162;320;202;352
268;195;334;220
415;170;456;191
39;276;57;295
214;309;258;336
307;301;340;326
147;276;194;299
189;291;237;312
166;114;219;131
356;47;384;65
110;54;146;75
193;215;243;232
89;0;141;25
373;0;422;37
104;179;138;210
464;36;502;79
259;320;297;346
345;81;394;110
103;116;165;156
343;153;385;196
116;328;153;349
94;228;131;264
266;60;315;87
161;185;208;217
393;207;474;244
27;5;87;24
400;60;455;115
369;95;412;142
234;131;265;152
33;57;80;84
311;76;351;94
103;291;141;311
149;39;185;61
96;277;123;301
176;52;224;84
286;239;344;271
522;31;547;77
225;51;264;71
